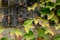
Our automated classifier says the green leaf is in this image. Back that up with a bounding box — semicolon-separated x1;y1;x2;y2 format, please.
1;37;8;40
47;2;55;7
40;8;50;17
38;28;46;37
40;0;44;2
40;3;45;7
37;28;49;40
46;2;55;10
23;20;33;26
55;24;60;30
57;9;60;16
47;11;54;20
50;15;58;24
54;35;60;40
45;0;50;2
24;31;34;40
23;20;34;33
56;0;60;5
31;38;36;40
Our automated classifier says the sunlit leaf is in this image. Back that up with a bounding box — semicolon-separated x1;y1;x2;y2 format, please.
40;3;45;7
34;17;49;27
55;24;60;30
0;26;4;34
10;29;23;37
50;0;57;3
27;3;37;11
25;26;34;33
23;20;34;33
42;19;49;27
57;9;60;16
50;15;58;24
34;17;42;25
45;28;55;36
24;31;34;40
47;11;54;20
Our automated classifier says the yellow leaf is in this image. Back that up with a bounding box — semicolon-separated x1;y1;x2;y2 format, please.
47;11;54;20
25;26;34;33
55;24;60;30
34;17;42;25
34;19;39;25
27;3;37;11
0;26;4;34
51;15;58;24
10;29;23;37
45;28;54;36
